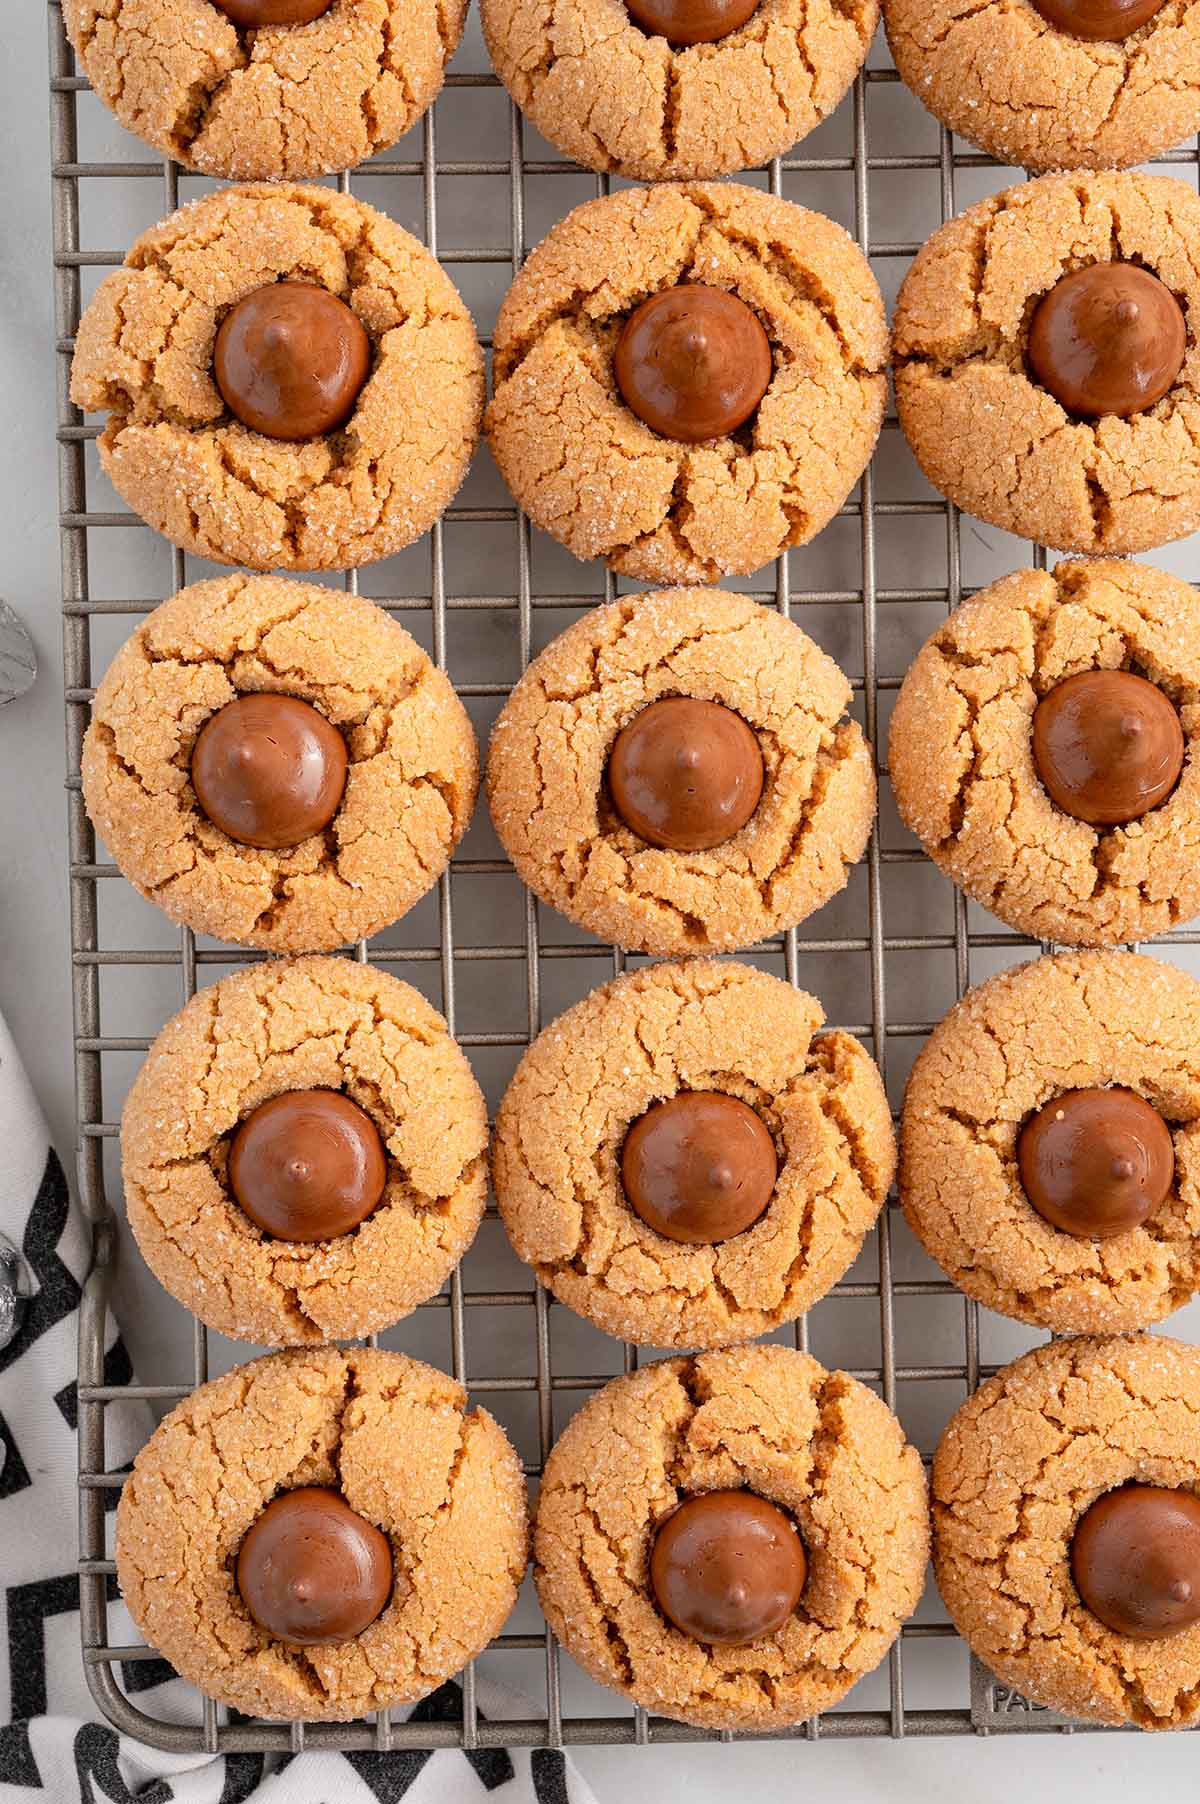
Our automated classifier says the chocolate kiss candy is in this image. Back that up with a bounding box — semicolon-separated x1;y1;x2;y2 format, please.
1031;0;1165;41
650;1490;807;1644
191;693;348;850
622;1092;777;1244
1071;1485;1200;1639
1027;263;1185;419
228;1089;388;1242
1017;1085;1174;1240
236;1487;393;1645
614;285;772;442
1032;670;1183;827
625;0;760;46
214;281;370;440
608;696;764;851
214;2;336;33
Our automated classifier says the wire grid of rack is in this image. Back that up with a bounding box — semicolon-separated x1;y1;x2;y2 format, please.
47;0;1200;1757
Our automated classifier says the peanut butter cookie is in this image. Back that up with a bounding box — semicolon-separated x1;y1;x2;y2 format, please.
900;950;1200;1334
934;1334;1200;1729
70;183;483;571
888;560;1200;947
486;183;886;584
83;575;477;953
121;956;488;1346
116;1347;528;1721
893;172;1200;555
493;959;894;1348
886;0;1200;175
63;0;465;181
482;0;877;182
486;589;875;956
534;1345;928;1729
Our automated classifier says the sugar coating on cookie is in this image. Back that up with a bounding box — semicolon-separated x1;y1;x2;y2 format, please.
893;172;1200;556
121;957;489;1346
933;1333;1200;1728
487;589;875;955
886;0;1200;174
888;560;1200;947
70;184;483;571
901;951;1200;1334
494;960;894;1347
82;575;477;952
487;184;886;585
482;0;877;181
116;1348;528;1720
63;0;465;181
534;1345;928;1729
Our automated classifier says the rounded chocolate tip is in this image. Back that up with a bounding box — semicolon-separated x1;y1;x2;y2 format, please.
191;693;348;850
650;1490;807;1645
1027;263;1185;419
624;0;760;45
614;285;772;443
214;281;370;441
228;1089;388;1242
215;0;334;20
608;696;764;851
236;1487;393;1646
1017;1085;1174;1240
622;1092;778;1244
1030;0;1165;39
1071;1485;1200;1640
1032;669;1184;826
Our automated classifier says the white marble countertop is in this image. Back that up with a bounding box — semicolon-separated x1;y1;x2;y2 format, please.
5;5;1200;1795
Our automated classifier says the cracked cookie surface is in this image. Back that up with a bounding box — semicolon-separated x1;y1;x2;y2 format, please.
893;172;1200;555
70;183;483;571
481;0;877;182
886;0;1200;173
121;956;489;1345
63;0;465;181
486;588;875;955
494;959;895;1347
83;574;477;952
888;560;1200;947
534;1344;928;1728
901;951;1200;1334
934;1333;1200;1728
486;183;886;584
116;1346;528;1720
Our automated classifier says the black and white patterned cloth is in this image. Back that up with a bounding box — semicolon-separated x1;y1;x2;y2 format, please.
0;1008;595;1804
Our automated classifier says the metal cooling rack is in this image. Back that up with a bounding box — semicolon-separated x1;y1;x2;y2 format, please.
49;0;1200;1755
